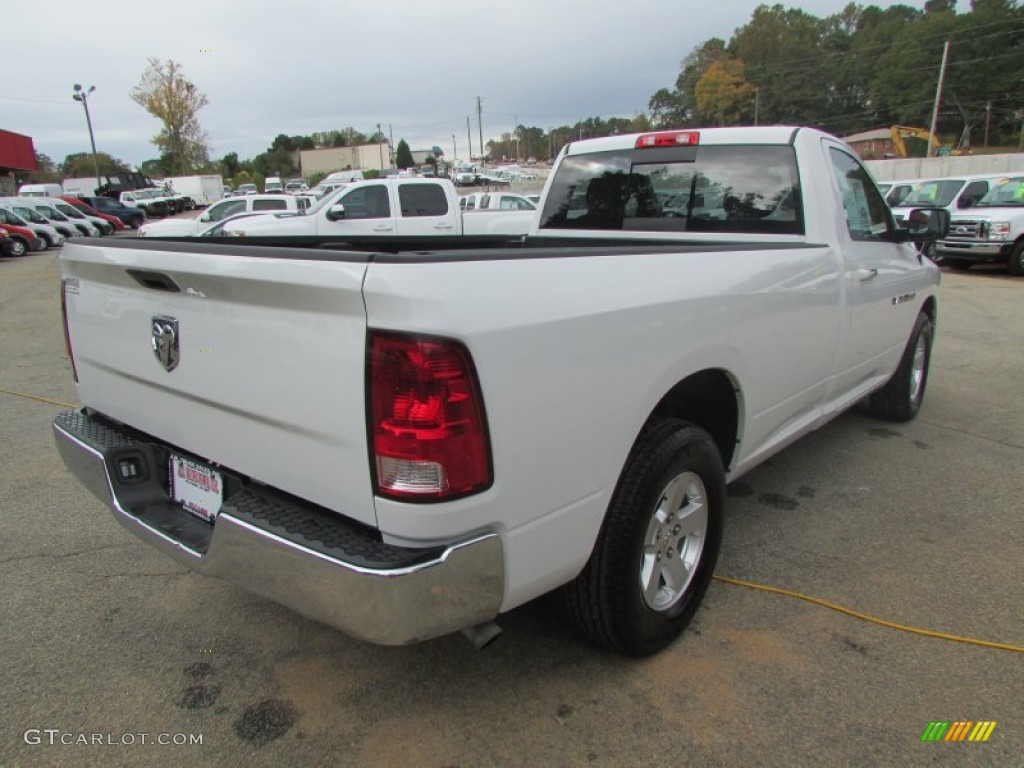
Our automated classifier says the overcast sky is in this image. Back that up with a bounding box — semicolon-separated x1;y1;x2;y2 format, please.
3;0;916;168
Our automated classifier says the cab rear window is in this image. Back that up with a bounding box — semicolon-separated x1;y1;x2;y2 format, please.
539;145;803;235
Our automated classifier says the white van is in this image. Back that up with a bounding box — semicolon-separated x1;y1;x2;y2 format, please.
18;183;64;198
37;198;110;235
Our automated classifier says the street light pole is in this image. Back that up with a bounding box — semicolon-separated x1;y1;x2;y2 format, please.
73;84;101;194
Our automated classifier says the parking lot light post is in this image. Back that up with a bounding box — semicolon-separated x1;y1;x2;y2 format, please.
72;84;101;194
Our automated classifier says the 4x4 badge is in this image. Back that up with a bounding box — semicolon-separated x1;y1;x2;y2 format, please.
152;316;180;372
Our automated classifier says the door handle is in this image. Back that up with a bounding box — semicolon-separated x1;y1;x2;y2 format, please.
373;225;393;232
858;268;879;282
434;224;455;230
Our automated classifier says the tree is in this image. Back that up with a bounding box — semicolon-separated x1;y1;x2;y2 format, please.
695;59;755;125
27;152;61;183
131;58;211;175
60;152;130;178
395;139;414;169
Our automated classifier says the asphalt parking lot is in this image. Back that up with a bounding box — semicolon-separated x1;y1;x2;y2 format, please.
0;248;1021;767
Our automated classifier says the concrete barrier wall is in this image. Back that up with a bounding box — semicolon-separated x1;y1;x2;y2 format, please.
866;153;1024;181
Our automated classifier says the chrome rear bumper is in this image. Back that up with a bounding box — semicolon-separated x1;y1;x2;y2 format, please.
53;409;504;645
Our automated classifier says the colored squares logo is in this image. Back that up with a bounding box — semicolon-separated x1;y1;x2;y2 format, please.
921;721;997;742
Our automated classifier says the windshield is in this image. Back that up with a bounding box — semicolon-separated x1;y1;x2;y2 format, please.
55;203;87;219
0;208;28;225
38;206;69;221
899;180;964;208
14;207;47;224
975;176;1024;206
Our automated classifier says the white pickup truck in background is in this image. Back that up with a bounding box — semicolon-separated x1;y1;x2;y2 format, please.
53;126;948;655
213;177;536;239
138;194;316;237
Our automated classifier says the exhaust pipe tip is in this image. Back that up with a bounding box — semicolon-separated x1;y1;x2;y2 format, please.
461;621;503;650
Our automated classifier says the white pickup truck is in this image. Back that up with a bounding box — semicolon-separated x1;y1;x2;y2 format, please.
934;174;1024;275
137;194;316;237
213;177;536;239
52;127;947;655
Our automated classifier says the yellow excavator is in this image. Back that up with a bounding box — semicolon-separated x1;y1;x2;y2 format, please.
890;126;967;157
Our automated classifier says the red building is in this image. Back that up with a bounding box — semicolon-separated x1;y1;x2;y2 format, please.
0;129;37;195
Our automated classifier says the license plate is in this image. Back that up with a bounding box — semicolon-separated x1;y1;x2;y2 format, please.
170;454;223;522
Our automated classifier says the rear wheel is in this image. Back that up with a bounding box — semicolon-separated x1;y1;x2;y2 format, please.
868;312;933;422
563;419;724;656
1008;241;1024;277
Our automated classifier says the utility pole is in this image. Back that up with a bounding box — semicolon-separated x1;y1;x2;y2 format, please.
452;134;456;165
388;123;394;166
754;87;760;127
377;123;384;170
514;113;519;161
984;101;991;149
476;96;484;160
927;41;950;157
72;84;101;194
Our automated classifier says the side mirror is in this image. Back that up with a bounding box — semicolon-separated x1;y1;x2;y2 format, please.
896;207;950;241
325;203;346;222
199;212;211;222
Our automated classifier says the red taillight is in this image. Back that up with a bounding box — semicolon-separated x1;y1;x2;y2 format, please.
635;131;700;148
368;331;492;501
61;278;79;383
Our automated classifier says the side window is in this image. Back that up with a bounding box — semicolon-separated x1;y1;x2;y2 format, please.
478;195;491;209
296;197;311;211
399;184;448;217
337;185;390;218
209;200;245;221
828;148;890;240
253;199;287;211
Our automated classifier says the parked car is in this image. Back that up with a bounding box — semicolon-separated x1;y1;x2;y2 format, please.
78;196;147;229
236;183;258;196
15;201;94;237
0;220;45;255
0;202;66;248
936;174;1024;275
891;174;1009;264
0;228;18;257
117;190;170;218
285;179;308;194
40;198;113;235
877;179;916;207
61;196;125;231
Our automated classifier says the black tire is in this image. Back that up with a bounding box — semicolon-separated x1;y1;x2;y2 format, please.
563;419;724;656
9;237;27;257
1008;241;1024;277
868;312;933;422
945;258;971;271
126;215;144;229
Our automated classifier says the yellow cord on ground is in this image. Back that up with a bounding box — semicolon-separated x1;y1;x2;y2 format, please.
0;386;76;409
713;574;1024;654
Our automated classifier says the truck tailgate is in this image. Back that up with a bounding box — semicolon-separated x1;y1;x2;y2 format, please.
61;240;378;527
